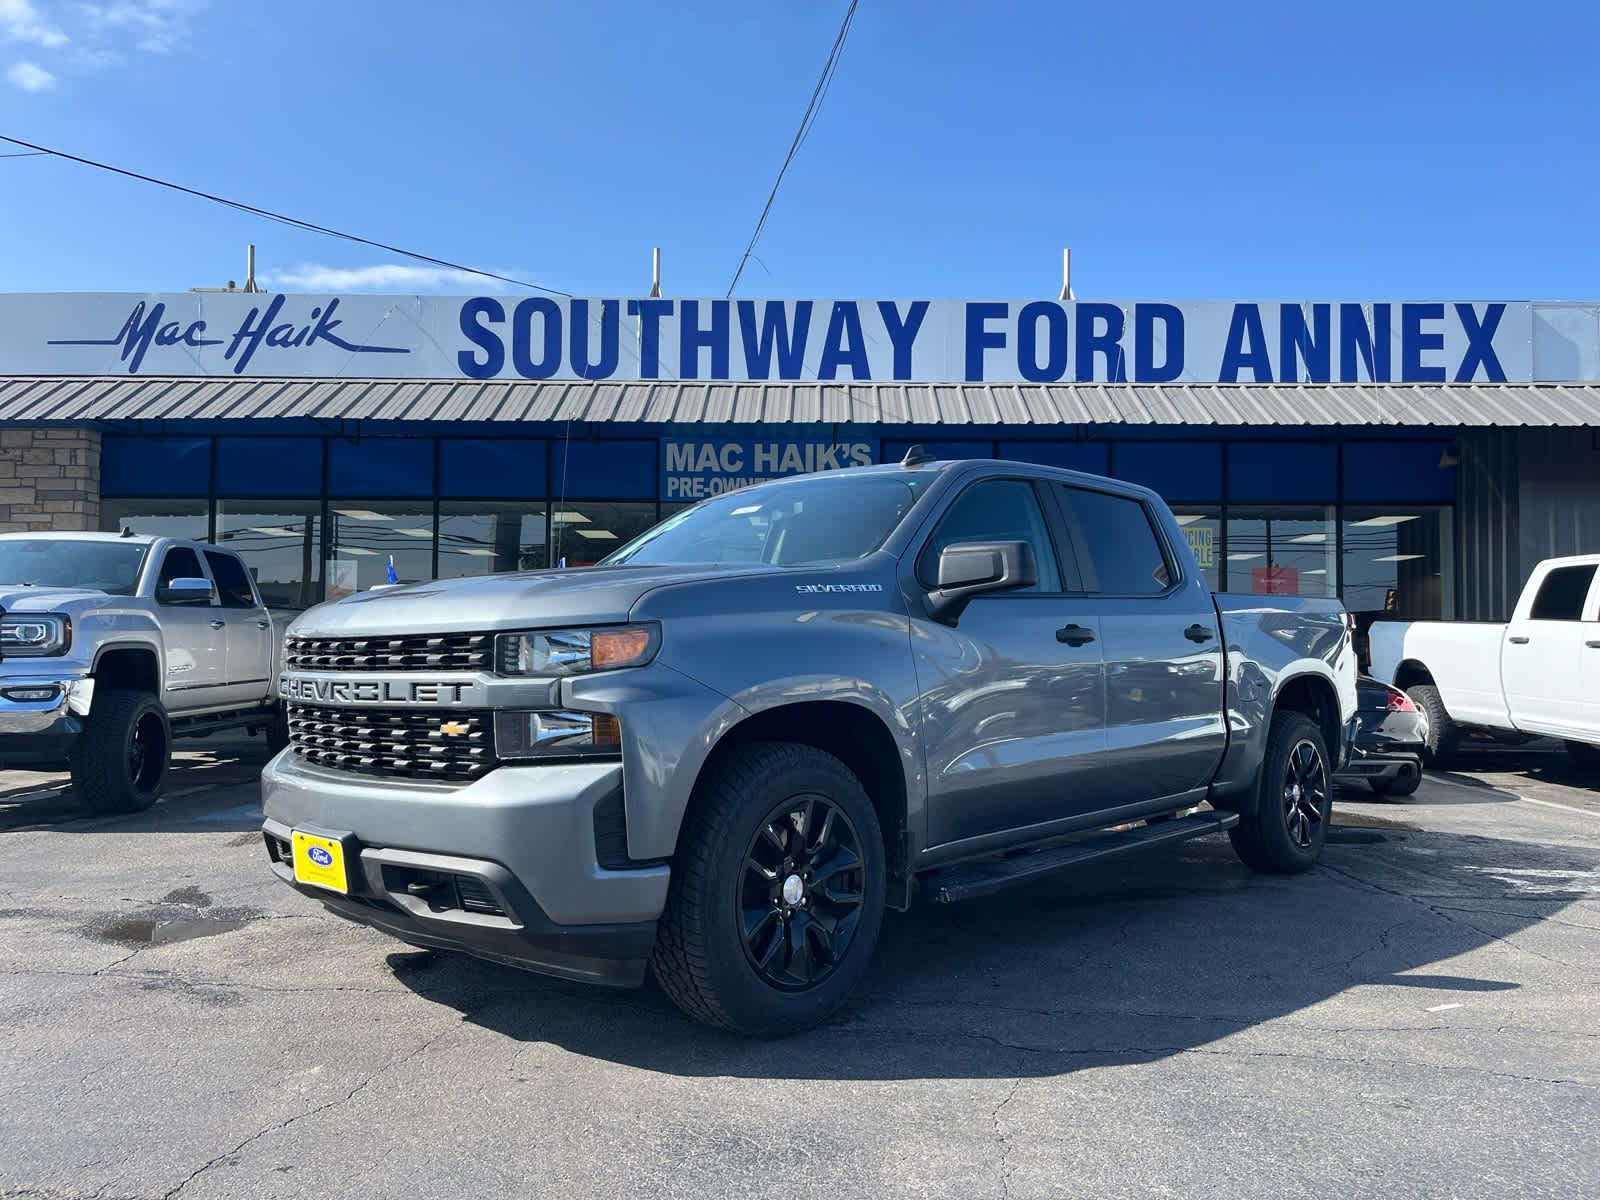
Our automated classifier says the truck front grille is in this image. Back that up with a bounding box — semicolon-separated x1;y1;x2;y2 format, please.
284;633;494;674
287;703;495;782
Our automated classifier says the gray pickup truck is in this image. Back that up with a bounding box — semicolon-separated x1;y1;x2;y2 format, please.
263;455;1356;1035
0;532;287;812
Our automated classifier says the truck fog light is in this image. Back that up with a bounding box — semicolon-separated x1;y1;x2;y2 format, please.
494;709;622;761
2;686;60;703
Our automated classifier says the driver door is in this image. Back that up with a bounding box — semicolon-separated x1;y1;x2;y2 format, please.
906;476;1109;848
151;545;227;701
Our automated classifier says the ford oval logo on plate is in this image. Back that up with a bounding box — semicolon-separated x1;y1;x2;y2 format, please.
307;846;334;867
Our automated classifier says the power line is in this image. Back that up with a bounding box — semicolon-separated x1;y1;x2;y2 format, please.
0;151;48;158
0;133;569;296
726;0;860;297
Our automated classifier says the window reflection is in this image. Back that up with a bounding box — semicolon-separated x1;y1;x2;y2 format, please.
1342;507;1449;618
1169;508;1221;592
216;502;323;609
328;503;434;597
437;504;549;577
1225;507;1336;597
100;499;208;542
549;502;659;567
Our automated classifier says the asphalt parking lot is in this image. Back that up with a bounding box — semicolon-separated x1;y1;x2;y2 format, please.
2;741;1597;1200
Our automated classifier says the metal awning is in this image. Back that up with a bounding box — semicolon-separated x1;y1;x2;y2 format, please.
2;376;1599;427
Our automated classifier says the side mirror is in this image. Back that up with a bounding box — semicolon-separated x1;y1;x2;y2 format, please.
926;540;1037;625
158;577;215;606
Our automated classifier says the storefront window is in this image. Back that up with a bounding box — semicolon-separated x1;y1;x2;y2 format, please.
100;499;209;541
1341;507;1451;619
215;502;323;609
1225;506;1336;597
327;502;434;597
549;502;659;567
437;503;549;578
1169;508;1221;592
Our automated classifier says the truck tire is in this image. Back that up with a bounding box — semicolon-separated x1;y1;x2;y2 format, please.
651;741;886;1037
1229;710;1331;874
1565;741;1600;770
69;690;170;814
266;706;290;756
1406;684;1458;769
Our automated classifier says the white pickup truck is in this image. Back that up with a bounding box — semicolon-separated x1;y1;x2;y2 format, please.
1367;554;1600;767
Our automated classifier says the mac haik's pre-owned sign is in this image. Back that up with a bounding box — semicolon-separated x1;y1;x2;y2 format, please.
5;293;1599;383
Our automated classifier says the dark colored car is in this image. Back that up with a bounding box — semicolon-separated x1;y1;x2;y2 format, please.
1337;677;1428;797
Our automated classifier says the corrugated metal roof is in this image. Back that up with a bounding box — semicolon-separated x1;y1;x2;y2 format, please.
2;376;1600;427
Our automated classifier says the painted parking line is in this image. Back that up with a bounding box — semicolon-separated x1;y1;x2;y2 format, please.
1517;794;1600;818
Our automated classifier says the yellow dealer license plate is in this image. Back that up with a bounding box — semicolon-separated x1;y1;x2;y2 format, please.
291;830;349;895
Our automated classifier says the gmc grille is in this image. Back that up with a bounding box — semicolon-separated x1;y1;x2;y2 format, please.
287;703;495;782
284;633;494;674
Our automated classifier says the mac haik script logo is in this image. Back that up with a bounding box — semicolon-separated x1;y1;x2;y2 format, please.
48;295;410;375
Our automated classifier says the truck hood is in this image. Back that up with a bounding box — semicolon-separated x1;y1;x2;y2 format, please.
0;585;116;613
289;562;779;637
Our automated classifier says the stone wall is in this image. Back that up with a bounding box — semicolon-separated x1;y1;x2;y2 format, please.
0;427;102;533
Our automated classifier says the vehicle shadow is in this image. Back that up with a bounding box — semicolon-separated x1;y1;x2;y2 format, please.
1440;741;1600;795
387;825;1590;1080
0;737;270;832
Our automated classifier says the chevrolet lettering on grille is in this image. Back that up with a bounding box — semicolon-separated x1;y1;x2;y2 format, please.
279;677;478;705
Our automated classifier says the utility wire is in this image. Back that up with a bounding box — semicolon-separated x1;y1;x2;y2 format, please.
726;0;860;297
0;151;48;158
0;133;569;296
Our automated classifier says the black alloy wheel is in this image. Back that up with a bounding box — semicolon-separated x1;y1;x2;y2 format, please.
129;708;166;793
738;794;866;991
1281;738;1328;850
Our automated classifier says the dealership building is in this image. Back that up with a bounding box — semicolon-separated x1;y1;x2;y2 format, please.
0;291;1596;621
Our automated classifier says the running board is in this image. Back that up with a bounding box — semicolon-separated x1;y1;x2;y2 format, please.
919;810;1240;905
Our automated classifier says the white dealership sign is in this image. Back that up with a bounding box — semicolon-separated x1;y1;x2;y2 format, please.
2;293;1598;383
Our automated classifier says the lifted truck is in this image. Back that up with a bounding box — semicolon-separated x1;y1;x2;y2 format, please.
0;532;288;812
263;455;1356;1035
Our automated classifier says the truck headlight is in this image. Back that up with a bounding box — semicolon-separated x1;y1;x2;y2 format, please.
495;625;657;677
494;710;622;760
0;614;70;657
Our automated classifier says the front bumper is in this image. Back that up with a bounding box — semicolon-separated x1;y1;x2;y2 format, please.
260;751;670;986
0;675;94;767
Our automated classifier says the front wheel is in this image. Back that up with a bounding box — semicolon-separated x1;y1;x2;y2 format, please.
70;690;169;814
651;742;886;1037
1230;710;1332;874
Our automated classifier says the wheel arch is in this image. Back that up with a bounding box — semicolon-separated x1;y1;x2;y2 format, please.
1272;670;1343;771
91;642;162;697
1392;659;1435;692
689;699;913;909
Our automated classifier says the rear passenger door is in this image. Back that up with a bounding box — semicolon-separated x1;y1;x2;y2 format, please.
1048;484;1228;807
152;545;227;701
907;475;1108;848
205;549;273;708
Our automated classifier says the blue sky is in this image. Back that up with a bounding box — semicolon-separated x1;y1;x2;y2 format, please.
2;1;1598;300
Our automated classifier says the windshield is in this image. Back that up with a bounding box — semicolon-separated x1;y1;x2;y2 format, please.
605;473;924;567
0;540;148;596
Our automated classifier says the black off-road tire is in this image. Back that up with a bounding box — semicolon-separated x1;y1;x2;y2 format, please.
1368;771;1421;798
650;742;886;1037
1230;710;1332;874
1406;684;1459;769
266;706;291;756
1565;740;1600;770
69;689;169;814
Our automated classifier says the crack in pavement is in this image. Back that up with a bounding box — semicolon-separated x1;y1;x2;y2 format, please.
990;1075;1023;1200
159;1021;460;1199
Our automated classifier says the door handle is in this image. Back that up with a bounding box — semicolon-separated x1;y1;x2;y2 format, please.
209;619;226;630
256;620;270;630
1184;623;1215;643
1508;635;1530;645
1056;624;1096;647
1587;640;1600;649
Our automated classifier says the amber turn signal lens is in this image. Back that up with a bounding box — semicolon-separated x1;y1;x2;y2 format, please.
592;713;622;746
591;628;652;669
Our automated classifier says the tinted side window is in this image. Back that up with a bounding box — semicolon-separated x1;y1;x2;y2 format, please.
1059;487;1171;595
1529;565;1596;621
156;546;204;591
922;480;1062;593
205;550;257;608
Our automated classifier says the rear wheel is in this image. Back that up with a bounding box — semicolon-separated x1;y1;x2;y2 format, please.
70;690;169;814
1368;771;1421;798
1230;710;1331;874
1405;684;1458;769
651;742;885;1037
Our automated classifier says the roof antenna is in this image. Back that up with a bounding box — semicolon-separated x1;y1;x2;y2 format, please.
119;526;135;537
901;444;933;467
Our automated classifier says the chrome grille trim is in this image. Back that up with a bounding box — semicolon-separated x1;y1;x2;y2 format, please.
284;633;493;674
286;702;495;781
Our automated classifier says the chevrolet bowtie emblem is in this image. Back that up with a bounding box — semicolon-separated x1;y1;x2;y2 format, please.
438;721;470;737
